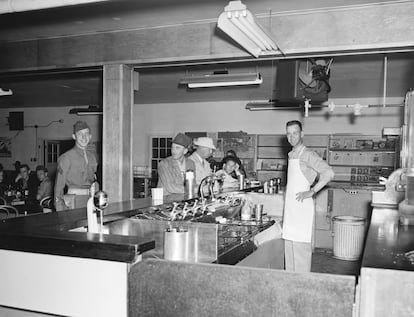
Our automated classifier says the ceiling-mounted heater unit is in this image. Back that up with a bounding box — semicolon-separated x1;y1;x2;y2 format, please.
276;60;331;104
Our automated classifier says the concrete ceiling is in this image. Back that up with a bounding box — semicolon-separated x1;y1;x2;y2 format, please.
0;0;397;42
1;52;413;108
0;0;412;108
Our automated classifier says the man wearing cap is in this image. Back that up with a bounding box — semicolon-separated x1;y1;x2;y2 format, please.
36;165;53;201
189;137;216;187
157;133;196;196
54;121;98;211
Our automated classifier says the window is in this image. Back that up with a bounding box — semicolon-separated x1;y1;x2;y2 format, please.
150;136;172;179
47;142;59;164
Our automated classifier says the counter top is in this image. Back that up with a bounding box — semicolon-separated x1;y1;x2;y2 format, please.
0;199;156;263
0;187;263;264
362;207;414;271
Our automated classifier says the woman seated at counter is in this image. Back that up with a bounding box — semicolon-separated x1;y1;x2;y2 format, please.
225;149;246;178
215;155;242;189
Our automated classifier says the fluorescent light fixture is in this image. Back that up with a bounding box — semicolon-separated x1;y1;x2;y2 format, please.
180;72;262;88
217;1;281;58
69;106;102;115
0;88;13;96
246;101;301;111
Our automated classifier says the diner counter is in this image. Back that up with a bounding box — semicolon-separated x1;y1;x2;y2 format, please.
0;187;263;263
0;198;157;263
361;206;414;271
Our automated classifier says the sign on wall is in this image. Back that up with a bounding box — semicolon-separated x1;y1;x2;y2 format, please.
0;137;12;157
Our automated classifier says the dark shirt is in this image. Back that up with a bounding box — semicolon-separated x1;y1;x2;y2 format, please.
54;145;98;202
15;172;39;199
157;156;196;195
0;182;7;197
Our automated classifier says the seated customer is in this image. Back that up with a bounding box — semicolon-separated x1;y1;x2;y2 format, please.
36;165;53;201
14;164;39;199
216;156;242;189
225;149;247;178
157;133;196;195
0;170;7;197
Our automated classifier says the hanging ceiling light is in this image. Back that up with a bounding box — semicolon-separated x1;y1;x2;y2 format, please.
69;105;102;115
179;71;262;88
246;100;302;111
217;1;282;58
0;88;13;96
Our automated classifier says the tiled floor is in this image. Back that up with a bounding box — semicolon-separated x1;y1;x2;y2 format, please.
311;248;361;276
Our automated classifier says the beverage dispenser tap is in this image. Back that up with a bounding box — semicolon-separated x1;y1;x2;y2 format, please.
87;182;108;233
87;182;99;233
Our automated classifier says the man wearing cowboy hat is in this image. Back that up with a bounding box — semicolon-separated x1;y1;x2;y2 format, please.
157;133;196;196
189;137;216;187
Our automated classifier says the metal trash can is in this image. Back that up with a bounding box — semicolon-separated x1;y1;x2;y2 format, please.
332;216;365;261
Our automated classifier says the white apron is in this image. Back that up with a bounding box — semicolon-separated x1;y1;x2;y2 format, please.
282;148;315;243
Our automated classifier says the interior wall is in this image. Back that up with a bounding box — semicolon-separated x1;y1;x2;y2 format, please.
133;100;403;166
0;107;101;171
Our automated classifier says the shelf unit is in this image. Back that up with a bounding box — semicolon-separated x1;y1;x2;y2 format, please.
256;134;329;185
327;134;398;185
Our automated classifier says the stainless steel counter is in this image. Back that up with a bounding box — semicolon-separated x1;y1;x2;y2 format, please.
362;207;414;271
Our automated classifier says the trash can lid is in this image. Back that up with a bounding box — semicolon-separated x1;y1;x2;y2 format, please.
333;215;365;223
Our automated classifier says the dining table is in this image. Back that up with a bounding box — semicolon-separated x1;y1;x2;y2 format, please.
3;195;42;215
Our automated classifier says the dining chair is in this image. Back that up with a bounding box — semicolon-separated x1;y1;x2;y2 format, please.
40;196;54;213
1;205;18;217
0;206;9;219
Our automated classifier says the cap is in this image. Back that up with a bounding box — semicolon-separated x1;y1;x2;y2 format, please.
171;133;192;149
73;121;90;134
35;165;48;173
193;137;216;150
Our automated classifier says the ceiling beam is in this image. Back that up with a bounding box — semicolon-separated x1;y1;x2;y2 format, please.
1;1;413;72
0;0;114;14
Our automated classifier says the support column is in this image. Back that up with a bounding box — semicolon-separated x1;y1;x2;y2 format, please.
103;64;133;203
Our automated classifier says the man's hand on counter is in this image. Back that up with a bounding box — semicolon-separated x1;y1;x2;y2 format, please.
295;190;315;202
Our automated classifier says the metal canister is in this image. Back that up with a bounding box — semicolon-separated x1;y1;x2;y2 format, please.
254;203;263;222
267;179;274;194
184;170;195;199
263;181;269;194
275;178;281;193
164;228;189;261
239;174;245;190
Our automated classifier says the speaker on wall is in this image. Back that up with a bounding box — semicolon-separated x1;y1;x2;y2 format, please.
8;111;24;131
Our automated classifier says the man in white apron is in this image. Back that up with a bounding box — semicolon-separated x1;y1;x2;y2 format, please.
282;120;334;272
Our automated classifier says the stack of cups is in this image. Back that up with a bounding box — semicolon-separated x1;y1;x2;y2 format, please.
151;188;164;205
254;203;263;222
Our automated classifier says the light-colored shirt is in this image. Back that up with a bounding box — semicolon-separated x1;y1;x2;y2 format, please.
189;152;212;186
37;177;53;200
216;170;239;188
157;156;196;195
288;144;334;192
